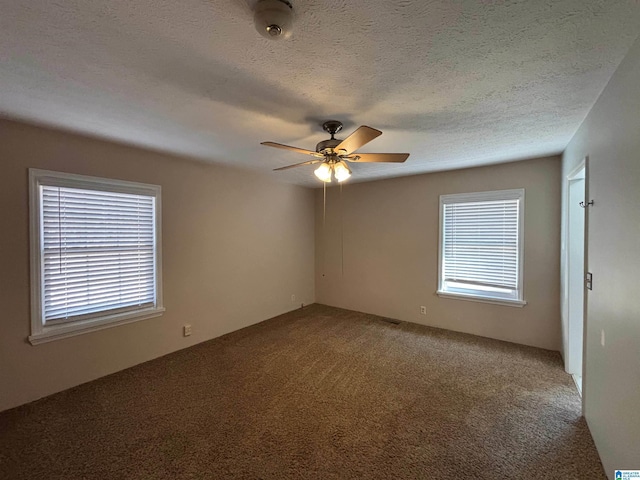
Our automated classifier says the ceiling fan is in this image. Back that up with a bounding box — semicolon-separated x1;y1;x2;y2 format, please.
261;120;410;183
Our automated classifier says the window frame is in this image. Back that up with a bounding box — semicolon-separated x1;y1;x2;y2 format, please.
29;169;164;345
437;188;526;307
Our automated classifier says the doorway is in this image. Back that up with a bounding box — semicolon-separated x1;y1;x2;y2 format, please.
566;165;586;394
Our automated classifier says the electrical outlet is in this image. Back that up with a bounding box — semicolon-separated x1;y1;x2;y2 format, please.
291;294;296;303
600;329;605;347
183;324;192;337
420;306;427;315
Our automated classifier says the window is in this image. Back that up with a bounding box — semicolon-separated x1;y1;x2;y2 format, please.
437;189;526;307
29;169;164;344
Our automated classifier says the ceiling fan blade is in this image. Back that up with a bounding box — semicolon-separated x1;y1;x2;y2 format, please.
273;159;323;171
345;153;409;163
334;126;382;155
261;142;322;157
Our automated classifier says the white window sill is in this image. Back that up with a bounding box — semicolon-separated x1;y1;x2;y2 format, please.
436;291;527;308
28;307;165;345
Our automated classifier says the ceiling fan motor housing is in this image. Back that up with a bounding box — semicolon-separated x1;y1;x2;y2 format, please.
316;138;341;154
316;120;344;154
254;0;294;40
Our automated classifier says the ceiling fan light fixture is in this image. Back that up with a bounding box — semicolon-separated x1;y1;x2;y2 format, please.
314;163;332;182
262;120;409;182
333;161;351;182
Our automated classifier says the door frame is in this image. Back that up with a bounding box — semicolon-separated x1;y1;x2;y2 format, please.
563;156;589;413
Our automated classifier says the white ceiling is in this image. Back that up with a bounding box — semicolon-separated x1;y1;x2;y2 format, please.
1;1;639;187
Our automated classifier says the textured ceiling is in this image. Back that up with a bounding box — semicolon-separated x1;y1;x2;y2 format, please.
1;1;639;187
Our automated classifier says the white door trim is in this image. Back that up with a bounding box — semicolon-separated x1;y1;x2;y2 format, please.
563;156;589;414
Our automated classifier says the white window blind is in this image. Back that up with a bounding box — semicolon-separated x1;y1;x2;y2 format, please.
438;189;525;305
30;170;163;344
41;185;157;323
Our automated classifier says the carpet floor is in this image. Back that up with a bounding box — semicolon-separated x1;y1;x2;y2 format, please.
0;304;604;479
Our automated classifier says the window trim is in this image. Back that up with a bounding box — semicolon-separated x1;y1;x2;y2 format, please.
437;188;526;307
28;169;164;345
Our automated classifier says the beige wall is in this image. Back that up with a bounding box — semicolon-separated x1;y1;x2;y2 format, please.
0;119;315;412
562;37;640;476
315;156;562;351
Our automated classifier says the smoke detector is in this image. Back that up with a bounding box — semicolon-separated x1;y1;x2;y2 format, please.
253;0;294;40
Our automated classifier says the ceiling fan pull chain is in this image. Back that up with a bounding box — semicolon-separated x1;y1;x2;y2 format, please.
340;182;344;278
323;180;326;229
322;181;327;278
